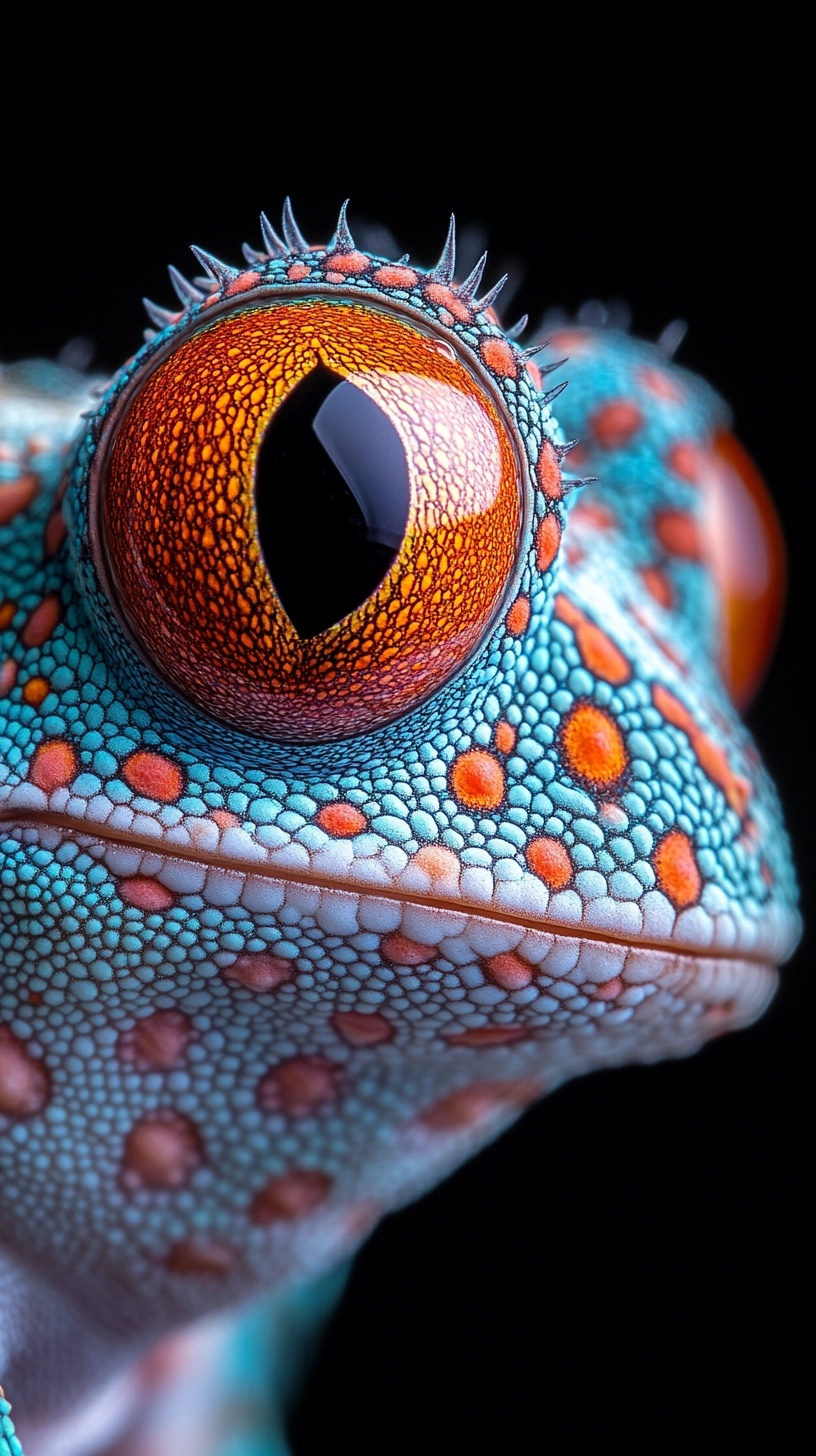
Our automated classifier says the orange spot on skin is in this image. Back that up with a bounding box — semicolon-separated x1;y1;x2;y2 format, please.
165;1237;238;1276
118;1010;193;1071
450;748;505;811
121;1111;203;1190
484;952;534;990
479;337;518;377
561;702;628;785
225;270;261;296
651;683;751;815
0;1026;50;1116
0;472;38;524
0;659;18;696
122;751;184;802
21;595;61;648
589;399;643;450
381;932;437;965
316;802;367;837
119;877;175;912
638;565;675;610
653;508;703;560
653;829;702;908
330;1011;394;1047
29;739;77;792
525;836;572;889
257;1055;343;1117
535;513;562;572
223;953;293;992
325;250;370;275
494;719;516;755
536;442;563;500
444;1026;528;1048
505;594;530;637
250;1168;333;1223
424;282;471;322
22;676;50;706
373;264;419;289
554;594;632;684
0;601;16;630
287;262;310;281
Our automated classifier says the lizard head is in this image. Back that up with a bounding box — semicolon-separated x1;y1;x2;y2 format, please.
0;200;799;1431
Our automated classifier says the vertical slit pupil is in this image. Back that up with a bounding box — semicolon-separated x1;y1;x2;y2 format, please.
255;363;411;640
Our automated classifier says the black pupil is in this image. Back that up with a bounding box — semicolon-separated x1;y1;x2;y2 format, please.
255;363;411;639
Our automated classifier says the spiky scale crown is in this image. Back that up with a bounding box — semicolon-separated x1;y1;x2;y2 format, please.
140;198;577;457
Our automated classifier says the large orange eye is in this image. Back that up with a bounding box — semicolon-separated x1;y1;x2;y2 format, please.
94;299;525;742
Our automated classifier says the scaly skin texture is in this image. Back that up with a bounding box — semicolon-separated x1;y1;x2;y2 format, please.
0;203;799;1454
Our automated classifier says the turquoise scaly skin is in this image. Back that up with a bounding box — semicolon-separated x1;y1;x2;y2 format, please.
0;202;799;1454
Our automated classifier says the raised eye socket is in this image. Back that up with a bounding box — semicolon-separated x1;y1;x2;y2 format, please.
94;298;525;742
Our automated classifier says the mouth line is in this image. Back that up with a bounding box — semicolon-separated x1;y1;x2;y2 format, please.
0;807;774;968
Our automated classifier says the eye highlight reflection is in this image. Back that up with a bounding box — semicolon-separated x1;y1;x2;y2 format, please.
96;298;525;742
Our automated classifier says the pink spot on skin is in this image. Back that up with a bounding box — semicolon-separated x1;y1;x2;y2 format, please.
667;440;706;484
483;952;535;991
373;264;419;289
118;1010;193;1071
225;270;261;296
589;399;644;450
330;1011;394;1048
418;1083;513;1133
257;1056;343;1117
593;977;624;1001
445;1027;528;1048
21;594;61;648
212;809;241;829
250;1168;333;1223
381;933;437;965
0;660;17;696
165;1237;239;1276
119;877;175;912
0;1026;50;1116
325;250;370;275
638;365;684;402
222;954;293;992
121;1111;203;1191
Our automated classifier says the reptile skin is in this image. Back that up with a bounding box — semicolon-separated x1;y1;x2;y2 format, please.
0;201;800;1455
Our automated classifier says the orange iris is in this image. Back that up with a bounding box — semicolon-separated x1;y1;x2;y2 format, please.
97;299;524;742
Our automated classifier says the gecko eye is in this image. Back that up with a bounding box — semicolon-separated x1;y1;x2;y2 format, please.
92;298;525;742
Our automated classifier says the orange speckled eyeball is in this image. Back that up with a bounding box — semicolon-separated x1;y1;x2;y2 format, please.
94;298;526;742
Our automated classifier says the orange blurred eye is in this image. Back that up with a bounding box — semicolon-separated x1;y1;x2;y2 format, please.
92;298;525;742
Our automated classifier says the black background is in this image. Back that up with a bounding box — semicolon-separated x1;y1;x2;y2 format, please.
3;85;810;1450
